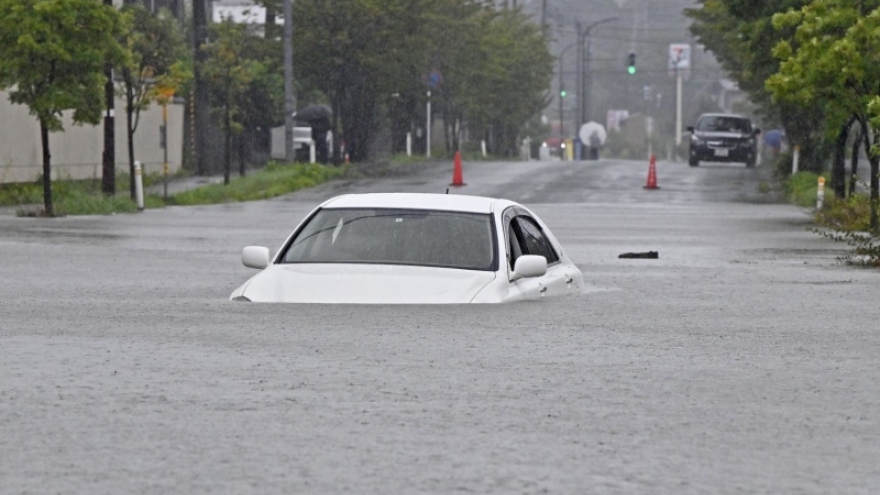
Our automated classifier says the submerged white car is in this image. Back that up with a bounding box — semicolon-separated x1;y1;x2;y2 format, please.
230;193;583;303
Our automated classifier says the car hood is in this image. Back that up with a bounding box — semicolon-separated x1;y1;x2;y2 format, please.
233;263;497;304
694;130;751;139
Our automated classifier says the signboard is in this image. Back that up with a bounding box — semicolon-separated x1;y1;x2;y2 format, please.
669;43;691;69
606;110;629;132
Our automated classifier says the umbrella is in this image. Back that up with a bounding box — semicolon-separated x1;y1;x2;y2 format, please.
294;104;332;132
578;121;607;146
764;129;783;148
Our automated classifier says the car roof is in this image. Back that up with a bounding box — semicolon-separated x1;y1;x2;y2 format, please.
321;193;509;214
698;113;749;119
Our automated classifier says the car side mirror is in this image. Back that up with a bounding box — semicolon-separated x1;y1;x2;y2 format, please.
242;246;270;269
686;126;695;133
511;255;547;281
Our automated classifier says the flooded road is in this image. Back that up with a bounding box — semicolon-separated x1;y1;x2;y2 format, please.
2;158;879;494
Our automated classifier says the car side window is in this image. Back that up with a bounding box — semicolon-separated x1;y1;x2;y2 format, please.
515;217;559;264
507;221;525;271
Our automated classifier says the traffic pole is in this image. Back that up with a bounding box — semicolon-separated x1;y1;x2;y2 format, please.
134;161;144;211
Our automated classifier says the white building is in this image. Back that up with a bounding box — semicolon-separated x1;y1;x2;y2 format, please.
0;94;185;184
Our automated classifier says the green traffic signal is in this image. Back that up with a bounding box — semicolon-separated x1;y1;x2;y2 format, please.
627;52;636;74
560;89;567;97
628;66;636;75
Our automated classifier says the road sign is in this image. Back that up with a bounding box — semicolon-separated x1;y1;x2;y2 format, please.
669;43;691;69
668;43;691;80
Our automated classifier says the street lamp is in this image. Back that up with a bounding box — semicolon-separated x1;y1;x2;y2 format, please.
577;17;619;129
558;41;580;142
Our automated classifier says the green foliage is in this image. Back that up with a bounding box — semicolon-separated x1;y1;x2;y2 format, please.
117;4;190;197
771;149;795;177
767;0;880;228
169;163;343;205
687;0;830;173
292;0;433;162
0;163;342;214
0;0;129;130
203;19;258;136
814;194;880;266
119;4;189;113
291;0;551;160
767;1;880;132
783;171;824;207
0;0;129;216
0;182;43;206
1;178;158;216
818;194;872;232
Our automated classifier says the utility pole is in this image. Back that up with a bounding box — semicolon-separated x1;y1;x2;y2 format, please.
283;0;296;163
102;0;115;196
541;0;547;30
426;90;432;158
558;41;579;142
193;0;210;175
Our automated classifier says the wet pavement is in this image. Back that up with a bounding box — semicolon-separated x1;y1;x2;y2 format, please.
2;158;879;494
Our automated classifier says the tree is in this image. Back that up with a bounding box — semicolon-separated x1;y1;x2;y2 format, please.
293;0;431;163
233;23;285;172
687;0;831;173
118;4;189;200
202;19;258;185
0;0;128;216
767;1;880;229
469;7;552;155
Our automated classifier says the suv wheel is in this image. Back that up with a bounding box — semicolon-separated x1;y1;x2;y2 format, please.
689;155;699;167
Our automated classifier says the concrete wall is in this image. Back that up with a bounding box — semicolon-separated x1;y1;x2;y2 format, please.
0;91;184;184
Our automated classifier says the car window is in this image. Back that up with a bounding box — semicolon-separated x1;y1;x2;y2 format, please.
279;208;497;271
514;217;559;264
507;222;524;271
696;116;751;133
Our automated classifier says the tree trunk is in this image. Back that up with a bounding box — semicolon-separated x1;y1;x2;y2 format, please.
831;119;851;199
850;127;861;197
264;1;278;40
102;58;115;197
39;119;54;217
127;92;137;200
224;102;231;185
193;0;210;176
331;98;341;165
861;120;879;232
238;132;246;177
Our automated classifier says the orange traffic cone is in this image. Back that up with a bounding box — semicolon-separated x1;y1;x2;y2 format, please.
450;151;466;186
644;154;659;189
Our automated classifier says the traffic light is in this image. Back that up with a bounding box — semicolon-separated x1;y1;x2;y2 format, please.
627;52;637;74
560;88;567;98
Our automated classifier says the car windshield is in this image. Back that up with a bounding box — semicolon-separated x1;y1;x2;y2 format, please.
697;116;751;133
279;208;497;271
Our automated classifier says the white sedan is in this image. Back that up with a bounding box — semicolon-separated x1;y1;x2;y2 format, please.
230;193;583;303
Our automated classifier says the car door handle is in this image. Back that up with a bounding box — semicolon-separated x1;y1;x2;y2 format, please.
565;277;574;284
539;286;548;293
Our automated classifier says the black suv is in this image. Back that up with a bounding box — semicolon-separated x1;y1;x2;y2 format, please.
687;113;760;168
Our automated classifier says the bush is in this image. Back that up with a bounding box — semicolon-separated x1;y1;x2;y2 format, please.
169;162;342;206
814;193;880;266
783;171;824;207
